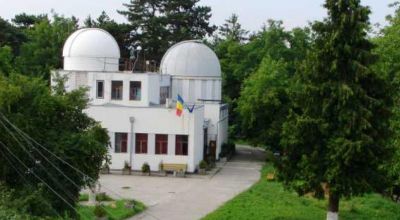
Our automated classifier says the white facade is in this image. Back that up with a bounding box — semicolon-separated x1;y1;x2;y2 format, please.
52;29;228;173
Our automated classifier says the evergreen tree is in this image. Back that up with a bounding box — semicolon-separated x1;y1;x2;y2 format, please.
218;14;248;42
279;1;393;219
118;0;215;63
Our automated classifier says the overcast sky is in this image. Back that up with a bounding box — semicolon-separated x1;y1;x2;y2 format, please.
0;0;395;31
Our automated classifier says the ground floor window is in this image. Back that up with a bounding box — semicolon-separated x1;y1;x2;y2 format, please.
175;135;188;156
135;133;148;154
115;133;127;153
155;134;168;154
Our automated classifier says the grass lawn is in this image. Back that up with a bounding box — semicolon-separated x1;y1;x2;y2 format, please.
78;200;145;220
203;164;400;220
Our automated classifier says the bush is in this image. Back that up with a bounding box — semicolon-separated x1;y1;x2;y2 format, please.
93;205;107;218
141;163;150;173
199;160;208;169
123;161;131;170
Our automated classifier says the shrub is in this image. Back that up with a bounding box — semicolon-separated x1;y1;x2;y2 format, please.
123;161;131;170
93;205;107;218
199;160;208;169
141;163;150;173
96;193;113;202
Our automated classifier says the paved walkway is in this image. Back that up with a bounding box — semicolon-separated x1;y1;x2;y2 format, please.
98;145;265;220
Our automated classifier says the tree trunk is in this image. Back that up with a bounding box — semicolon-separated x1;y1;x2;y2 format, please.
327;193;339;220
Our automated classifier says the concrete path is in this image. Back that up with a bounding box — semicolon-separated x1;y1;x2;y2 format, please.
98;145;265;220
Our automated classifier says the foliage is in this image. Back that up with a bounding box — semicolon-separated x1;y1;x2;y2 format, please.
199;160;208;169
217;14;248;43
118;0;216;62
15;13;78;80
141;162;150;173
0;46;14;75
0;74;110;218
278;0;394;216
203;164;400;220
78;200;146;220
374;2;400;196
237;57;290;150
93;205;107;217
0;17;26;56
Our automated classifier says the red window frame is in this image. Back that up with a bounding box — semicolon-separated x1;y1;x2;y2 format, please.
175;135;188;156
135;133;148;154
155;134;168;155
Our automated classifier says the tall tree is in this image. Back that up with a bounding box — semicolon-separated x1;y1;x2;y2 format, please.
0;17;26;56
118;0;216;63
0;74;109;218
374;2;400;200
218;14;248;43
12;13;47;28
279;1;393;220
15;13;78;80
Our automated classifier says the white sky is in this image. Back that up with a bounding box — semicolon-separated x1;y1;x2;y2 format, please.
0;0;395;31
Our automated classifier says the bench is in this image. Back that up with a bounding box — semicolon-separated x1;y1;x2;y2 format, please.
162;163;187;177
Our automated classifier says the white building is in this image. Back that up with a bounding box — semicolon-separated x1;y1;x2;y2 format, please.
52;28;228;173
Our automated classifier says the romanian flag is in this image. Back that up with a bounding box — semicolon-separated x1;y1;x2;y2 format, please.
176;95;184;116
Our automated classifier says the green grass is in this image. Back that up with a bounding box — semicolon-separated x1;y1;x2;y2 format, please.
78;200;145;220
203;164;400;220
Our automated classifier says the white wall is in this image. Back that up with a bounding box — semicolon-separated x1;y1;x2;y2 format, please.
171;76;222;104
85;105;204;172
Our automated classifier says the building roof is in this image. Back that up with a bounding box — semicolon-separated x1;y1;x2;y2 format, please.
160;40;221;77
63;28;120;59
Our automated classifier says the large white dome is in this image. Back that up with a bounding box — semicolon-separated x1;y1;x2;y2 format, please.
160;40;221;77
63;28;120;71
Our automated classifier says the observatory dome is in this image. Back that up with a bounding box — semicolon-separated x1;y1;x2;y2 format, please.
160;40;221;77
63;28;120;71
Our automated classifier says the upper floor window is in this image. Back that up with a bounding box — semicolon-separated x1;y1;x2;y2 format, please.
111;81;123;100
160;86;169;105
96;80;104;99
135;133;148;154
115;133;128;153
155;134;168;155
130;81;141;101
176;135;188;156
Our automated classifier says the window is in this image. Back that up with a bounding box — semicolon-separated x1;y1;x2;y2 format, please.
130;81;141;100
175;135;188;156
115;133;127;153
155;134;168;155
135;133;148;154
111;81;123;100
96;80;104;99
160;86;169;104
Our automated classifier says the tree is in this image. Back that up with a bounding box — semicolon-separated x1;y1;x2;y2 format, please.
278;1;393;219
0;17;26;56
0;46;14;75
0;74;109;218
12;13;47;28
218;14;248;43
237;57;291;150
118;0;216;63
15;13;78;80
374;2;400;201
216;20;310;138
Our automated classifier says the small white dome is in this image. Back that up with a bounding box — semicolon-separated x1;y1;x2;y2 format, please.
160;40;221;77
63;28;120;71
